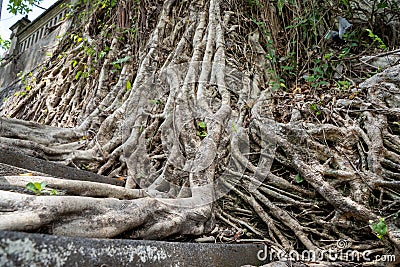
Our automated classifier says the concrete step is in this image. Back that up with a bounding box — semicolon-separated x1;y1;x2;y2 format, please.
0;162;48;177
0;231;266;267
0;148;124;186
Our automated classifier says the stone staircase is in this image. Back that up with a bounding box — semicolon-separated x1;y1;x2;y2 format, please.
0;231;265;266
0;148;267;266
0;148;123;186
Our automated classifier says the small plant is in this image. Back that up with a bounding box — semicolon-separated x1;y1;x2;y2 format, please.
323;52;334;61
14;71;34;97
83;45;96;57
7;0;43;15
248;0;263;7
304;61;330;88
197;121;207;138
26;182;47;195
369;218;387;239
71;60;78;68
98;51;107;59
111;56;131;70
71;33;83;43
232;123;238;133
125;80;132;92
269;76;287;90
295;174;304;183
81;163;89;170
75;71;83;80
149;99;162;105
0;36;11;50
75;66;91;80
365;29;387;50
309;103;321;115
336;80;352;90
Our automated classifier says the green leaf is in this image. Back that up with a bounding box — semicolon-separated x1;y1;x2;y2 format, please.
51;189;58;195
81;72;89;79
295;174;304;183
112;56;131;65
33;182;41;190
26;181;46;195
126;80;132;91
370;218;387;239
149;99;161;105
112;63;121;70
277;0;285;15
75;71;82;80
280;65;294;71
0;36;11;50
26;182;38;193
232;123;238;133
377;1;388;9
99;51;106;59
71;60;78;68
197;131;207;137
198;121;207;129
310;103;317;111
40;182;47;189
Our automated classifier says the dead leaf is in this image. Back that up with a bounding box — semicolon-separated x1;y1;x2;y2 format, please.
19;173;33;176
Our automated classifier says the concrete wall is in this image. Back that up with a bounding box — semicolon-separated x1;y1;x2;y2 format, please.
0;0;71;105
18;0;69;53
0;21;70;104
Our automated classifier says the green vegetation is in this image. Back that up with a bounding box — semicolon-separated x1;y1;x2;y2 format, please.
26;182;49;195
251;0;399;93
295;174;304;183
14;71;34;97
309;102;321;115
0;36;11;51
196;121;207;138
126;80;132;91
366;29;387;50
149;99;162;105
112;56;132;70
7;0;42;15
370;218;388;240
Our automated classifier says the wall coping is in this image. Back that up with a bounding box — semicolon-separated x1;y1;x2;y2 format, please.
13;0;68;39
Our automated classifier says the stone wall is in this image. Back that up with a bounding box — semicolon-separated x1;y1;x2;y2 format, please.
17;0;69;53
0;0;71;105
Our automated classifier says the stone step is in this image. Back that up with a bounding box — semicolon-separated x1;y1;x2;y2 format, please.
0;231;266;267
0;148;124;186
0;162;48;177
